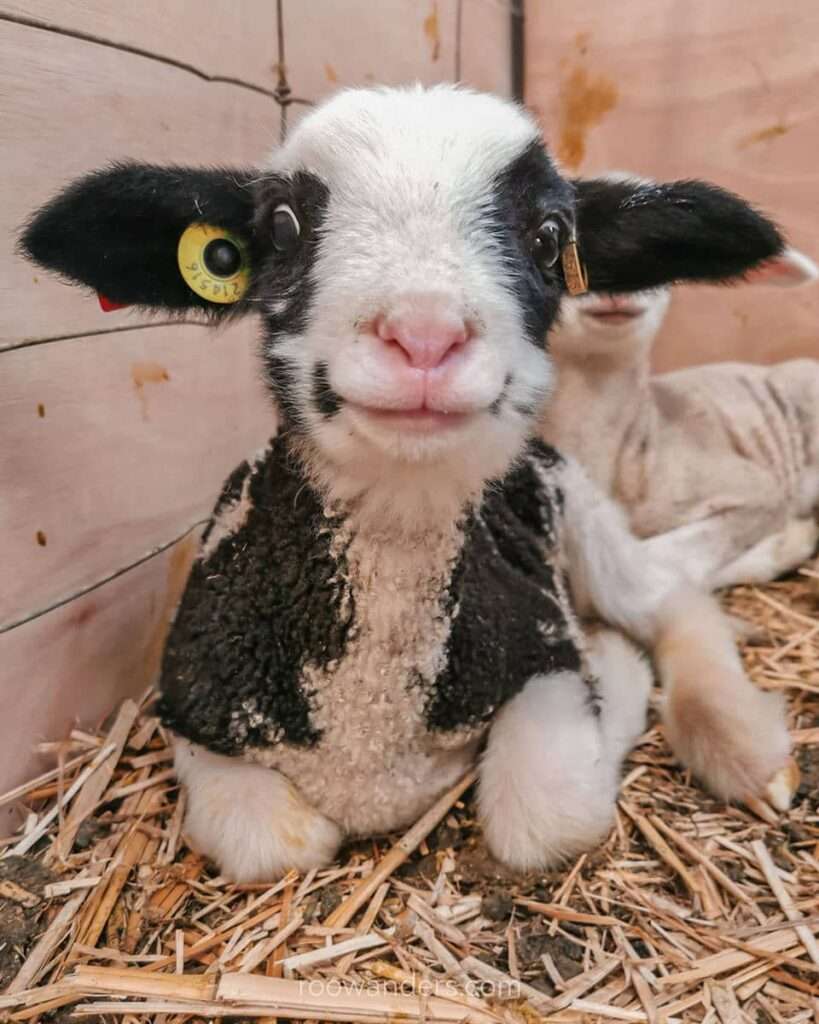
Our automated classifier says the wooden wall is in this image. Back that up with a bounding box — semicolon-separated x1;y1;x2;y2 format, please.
524;0;819;371
0;0;516;811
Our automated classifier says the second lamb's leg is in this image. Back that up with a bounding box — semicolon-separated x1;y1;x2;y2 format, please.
559;458;796;811
710;518;819;589
479;630;651;870
640;509;791;591
653;590;795;809
174;738;343;882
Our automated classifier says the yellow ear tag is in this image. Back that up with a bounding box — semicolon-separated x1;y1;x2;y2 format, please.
177;223;250;304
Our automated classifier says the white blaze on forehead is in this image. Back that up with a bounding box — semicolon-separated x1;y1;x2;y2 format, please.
268;84;540;196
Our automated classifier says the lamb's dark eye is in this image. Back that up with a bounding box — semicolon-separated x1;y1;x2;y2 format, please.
272;203;301;253
532;219;561;269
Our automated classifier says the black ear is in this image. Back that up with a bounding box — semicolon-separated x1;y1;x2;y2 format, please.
20;162;259;314
571;177;785;294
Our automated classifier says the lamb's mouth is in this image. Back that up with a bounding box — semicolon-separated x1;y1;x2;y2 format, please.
348;403;475;432
581;306;646;324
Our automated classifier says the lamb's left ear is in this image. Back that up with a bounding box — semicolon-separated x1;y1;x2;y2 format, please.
742;247;818;288
571;176;786;294
20;162;259;314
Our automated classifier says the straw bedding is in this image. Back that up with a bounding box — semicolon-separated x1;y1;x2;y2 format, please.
0;566;817;1023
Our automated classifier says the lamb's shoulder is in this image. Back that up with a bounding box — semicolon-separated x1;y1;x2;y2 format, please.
158;435;354;755
425;439;588;732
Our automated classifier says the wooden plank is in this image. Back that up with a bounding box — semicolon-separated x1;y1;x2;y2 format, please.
459;0;514;97
281;0;513;135
0;1;280;94
0;533;199;814
524;0;819;371
0;322;275;629
0;19;278;345
281;0;458;109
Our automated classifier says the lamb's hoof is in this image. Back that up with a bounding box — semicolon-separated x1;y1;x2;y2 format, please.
663;676;791;808
762;758;801;812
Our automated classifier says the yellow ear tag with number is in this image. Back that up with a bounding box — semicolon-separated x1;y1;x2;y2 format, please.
177;223;250;304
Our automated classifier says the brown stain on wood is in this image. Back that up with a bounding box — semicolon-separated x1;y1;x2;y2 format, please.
738;121;789;149
324;63;338;83
143;534;198;683
35;530;47;547
557;65;618;170
423;2;441;62
131;362;170;421
69;603;96;629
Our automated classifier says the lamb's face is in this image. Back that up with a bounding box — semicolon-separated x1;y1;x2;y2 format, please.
550;287;671;361
254;87;573;472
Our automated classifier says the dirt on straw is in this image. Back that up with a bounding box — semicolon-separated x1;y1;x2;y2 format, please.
0;563;817;1023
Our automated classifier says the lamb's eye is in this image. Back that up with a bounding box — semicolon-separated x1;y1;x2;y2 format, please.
272;203;301;253
532;219;561;269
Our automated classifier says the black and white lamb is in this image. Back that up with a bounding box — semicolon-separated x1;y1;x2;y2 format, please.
21;85;797;883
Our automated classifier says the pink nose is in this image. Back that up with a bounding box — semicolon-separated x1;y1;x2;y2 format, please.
375;311;468;369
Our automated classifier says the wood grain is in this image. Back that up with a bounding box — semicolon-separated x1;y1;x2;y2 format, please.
0;1;280;94
281;0;458;107
0;531;199;823
0;322;275;629
525;0;819;370
0;19;279;345
460;0;514;97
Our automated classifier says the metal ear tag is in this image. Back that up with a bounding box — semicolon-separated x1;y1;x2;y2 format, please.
561;238;588;296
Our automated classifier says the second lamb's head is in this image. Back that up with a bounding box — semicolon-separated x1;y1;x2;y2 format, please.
21;86;791;519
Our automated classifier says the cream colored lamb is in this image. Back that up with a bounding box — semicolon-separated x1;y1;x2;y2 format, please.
543;242;819;590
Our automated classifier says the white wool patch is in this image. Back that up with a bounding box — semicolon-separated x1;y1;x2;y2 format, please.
248;516;480;834
175;738;342;882
479;630;650;871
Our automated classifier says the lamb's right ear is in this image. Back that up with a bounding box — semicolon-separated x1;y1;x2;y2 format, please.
742;247;819;288
20;162;259;314
570;176;786;294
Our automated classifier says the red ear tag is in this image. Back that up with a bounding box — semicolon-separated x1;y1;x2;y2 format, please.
98;293;130;312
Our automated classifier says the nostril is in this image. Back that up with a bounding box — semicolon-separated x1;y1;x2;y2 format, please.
374;312;470;370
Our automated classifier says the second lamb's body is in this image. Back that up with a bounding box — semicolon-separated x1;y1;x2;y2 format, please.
632;360;819;540
160;434;592;835
544;210;819;591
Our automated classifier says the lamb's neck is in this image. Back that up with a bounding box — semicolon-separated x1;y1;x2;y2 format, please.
543;352;651;494
289;434;486;544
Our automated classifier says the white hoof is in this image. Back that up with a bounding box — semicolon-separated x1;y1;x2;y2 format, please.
764;758;801;812
663;673;791;806
479;672;619;871
174;739;342;883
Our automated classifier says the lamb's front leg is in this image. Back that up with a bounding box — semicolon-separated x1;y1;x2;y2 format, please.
560;458;795;811
480;631;651;870
174;739;342;882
